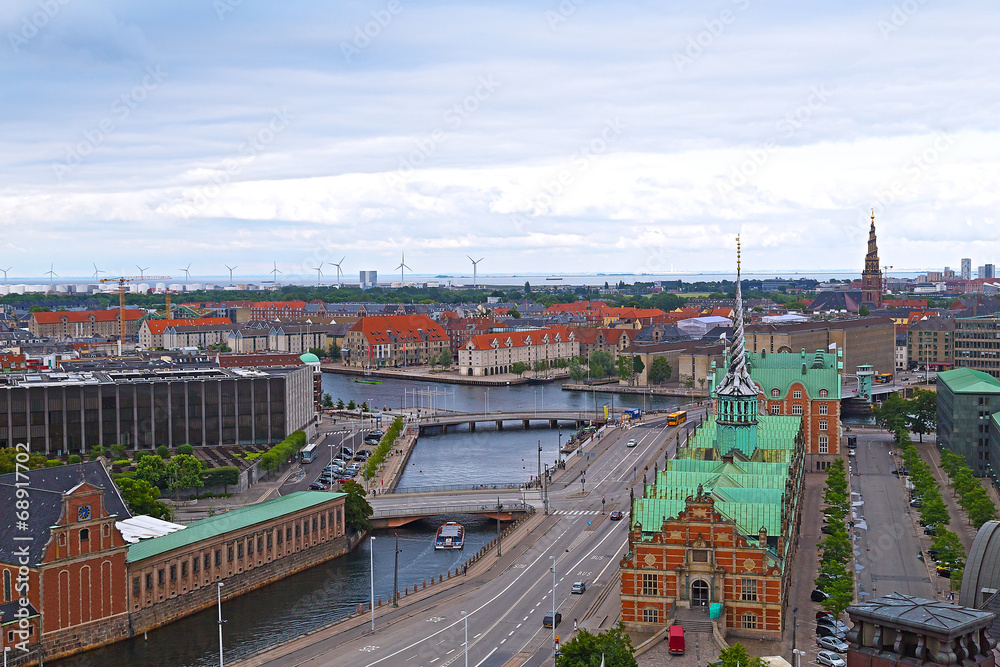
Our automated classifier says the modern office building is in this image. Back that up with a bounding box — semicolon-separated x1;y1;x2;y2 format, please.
745;318;895;379
359;270;378;289
984;264;996;280
962;258;972;281
906;316;955;371
0;365;315;454
954;315;1000;378
936;368;1000;476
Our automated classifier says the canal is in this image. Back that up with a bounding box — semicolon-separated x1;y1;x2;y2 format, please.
55;375;682;666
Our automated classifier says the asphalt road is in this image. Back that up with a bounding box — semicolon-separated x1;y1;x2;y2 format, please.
247;412;697;667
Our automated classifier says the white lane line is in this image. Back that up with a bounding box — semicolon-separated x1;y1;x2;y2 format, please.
473;633;482;639
500;639;507;645
516;623;522;628
508;631;514;636
473;648;498;667
593;538;629;584
446;649;455;655
522;616;528;621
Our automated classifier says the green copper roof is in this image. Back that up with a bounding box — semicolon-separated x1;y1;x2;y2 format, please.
127;491;344;563
299;352;321;363
630;497;782;538
713;350;841;400
938;368;1000;394
685;415;801;455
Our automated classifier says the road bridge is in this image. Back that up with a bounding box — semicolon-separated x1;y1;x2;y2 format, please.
369;500;534;528
415;409;603;435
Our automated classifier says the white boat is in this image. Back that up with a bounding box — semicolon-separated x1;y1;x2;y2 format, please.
434;522;465;550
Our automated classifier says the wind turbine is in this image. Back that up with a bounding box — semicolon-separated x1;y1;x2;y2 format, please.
44;263;58;286
269;261;282;284
467;255;484;288
0;267;10;285
136;265;149;281
311;265;324;286
225;264;238;285
395;253;411;285
328;257;345;288
180;263;192;283
92;263;105;282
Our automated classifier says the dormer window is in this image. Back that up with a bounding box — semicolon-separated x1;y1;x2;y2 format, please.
770;388;780;397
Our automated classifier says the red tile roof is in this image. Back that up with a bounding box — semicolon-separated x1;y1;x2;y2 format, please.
465;327;576;351
145;317;232;335
349;315;447;344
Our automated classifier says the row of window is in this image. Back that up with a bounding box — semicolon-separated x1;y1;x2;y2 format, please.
769;389;830;399
638;608;759;629
637;574;761;601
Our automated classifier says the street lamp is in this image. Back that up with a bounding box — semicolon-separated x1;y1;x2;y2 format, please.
217;582;224;667
496;497;503;558
5;646;11;667
793;649;806;667
462;610;469;667
370;536;376;630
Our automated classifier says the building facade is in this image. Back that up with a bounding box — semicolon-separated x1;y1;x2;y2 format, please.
137;318;232;349
861;211;883;308
344;315;448;368
0;365;315;454
936;368;1000;476
745;318;895;379
162;323;236;349
906;316;955;371
962;258;972;281
954;315;1000;378
458;328;579;377
29;310;145;340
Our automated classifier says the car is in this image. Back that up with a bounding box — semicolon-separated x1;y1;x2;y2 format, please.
818;619;849;634
571;582;586;594
626;439;637;447
309;481;329;491
543;611;562;628
816;610;833;619
818;636;850;653
927;548;939;559
816;625;846;639
817;650;846;667
353;454;367;462
337;476;354;484
917;552;924;560
848;449;856;457
821;525;834;535
910;498;923;508
609;510;624;521
937;566;953;577
811;589;829;602
340;447;354;456
924;525;937;536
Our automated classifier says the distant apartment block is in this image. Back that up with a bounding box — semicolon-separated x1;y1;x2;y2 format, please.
459;327;579;377
138;317;232;349
744;318;895;378
962;258;972;280
345;314;448;367
906;316;954;371
29;309;145;340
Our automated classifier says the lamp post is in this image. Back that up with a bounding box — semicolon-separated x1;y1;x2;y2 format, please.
370;536;376;630
5;646;11;667
543;463;549;515
791;606;797;657
393;533;402;607
793;649;806;667
496;497;503;558
484;388;490;417
217;582;224;667
462;610;469;667
550;555;557;661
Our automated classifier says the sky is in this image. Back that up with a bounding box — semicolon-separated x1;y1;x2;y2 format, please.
0;0;997;282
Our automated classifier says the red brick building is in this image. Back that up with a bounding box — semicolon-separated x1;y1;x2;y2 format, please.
442;317;499;358
28;310;146;340
249;301;307;321
0;353;26;372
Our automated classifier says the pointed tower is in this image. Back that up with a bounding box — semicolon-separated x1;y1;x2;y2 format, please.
714;236;759;458
861;209;883;308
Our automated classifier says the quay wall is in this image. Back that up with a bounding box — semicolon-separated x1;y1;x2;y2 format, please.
560;383;708;398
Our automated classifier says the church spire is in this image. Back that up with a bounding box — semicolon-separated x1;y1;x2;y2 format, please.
861;209;883;308
715;236;757;398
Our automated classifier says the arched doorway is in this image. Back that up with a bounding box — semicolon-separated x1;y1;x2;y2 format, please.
691;579;710;606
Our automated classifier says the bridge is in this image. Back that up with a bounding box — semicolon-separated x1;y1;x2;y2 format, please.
414;409;603;435
369;501;534;528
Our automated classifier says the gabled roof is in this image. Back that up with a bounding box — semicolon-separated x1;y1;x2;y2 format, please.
465;327;576;351
348;314;448;344
32;309;145;324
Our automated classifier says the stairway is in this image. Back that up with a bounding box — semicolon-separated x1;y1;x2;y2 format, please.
674;606;715;633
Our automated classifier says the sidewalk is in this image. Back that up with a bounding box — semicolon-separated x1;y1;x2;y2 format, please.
914;437;977;551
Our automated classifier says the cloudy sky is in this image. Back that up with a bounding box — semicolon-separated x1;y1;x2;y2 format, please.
0;0;997;281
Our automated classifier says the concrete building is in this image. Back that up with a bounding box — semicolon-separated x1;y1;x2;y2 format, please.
345;314;448;368
162;322;236;349
137;318;232;349
29;310;145;341
459;327;579;377
962;258;973;281
442;317;500;359
622;341;726;388
954;315;1000;378
745;318;895;379
267;324;338;354
359;271;377;289
906;316;955;371
936;368;1000;476
0;365;315;454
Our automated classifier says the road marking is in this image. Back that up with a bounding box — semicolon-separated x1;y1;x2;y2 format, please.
500;639;507;644
473;648;497;667
516;623;522;628
508;631;514;636
473;633;481;639
522;616;528;621
360;645;380;653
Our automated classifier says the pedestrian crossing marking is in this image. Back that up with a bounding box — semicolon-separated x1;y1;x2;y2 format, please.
552;509;602;515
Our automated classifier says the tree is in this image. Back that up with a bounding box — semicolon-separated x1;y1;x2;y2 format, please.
568;358;585;382
533;360;549;373
907;389;937;442
68;454;82;464
511;361;529;377
647;357;672;385
156;444;169;458
632;355;644;378
437;348;453;366
617;355;634;384
556;623;637;667
115;477;171;520
177;444;194;456
342;480;373;532
260;451;280;478
201;466;240;493
967;494;998;529
347;399;356;410
168;454;204;497
524;281;531;295
322;393;334;408
874;393;909;436
588;351;615;379
820;572;856;617
89;444;106;461
508;306;520;318
308;346;325;358
859;305;871;316
920;495;950;528
718;642;765;667
327;340;342;359
110;443;128;459
136;454;169;488
930;530;965;565
336;397;345;410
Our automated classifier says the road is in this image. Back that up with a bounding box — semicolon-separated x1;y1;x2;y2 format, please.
241;411;700;667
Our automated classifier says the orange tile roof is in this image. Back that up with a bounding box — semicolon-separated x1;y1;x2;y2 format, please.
32;309;145;324
145;317;232;335
349;314;447;344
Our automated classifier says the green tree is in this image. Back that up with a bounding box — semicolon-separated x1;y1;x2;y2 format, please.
511;361;529;377
508;306;520;318
336;397;345;409
820;571;856;617
920;495;950;528
907;389;937;442
347;399;356;410
930;530;965;565
859;305;871;316
718;642;765;667
114;477;171;520
647;357;672;385
110;443;128;459
524;281;531;295
327;340;342;359
68;454;82;464
156;444;169;458
568;358;585;382
168;454;204;497
617;355;634;383
588;351;615;379
967;494;998;529
556;623;637;667
874;393;909;436
135;454;169;488
322;393;334;408
437;348;453;366
177;444;194;456
260;451;280;478
533;359;549;373
88;444;106;461
201;466;240;492
342;480;373;532
632;355;644;378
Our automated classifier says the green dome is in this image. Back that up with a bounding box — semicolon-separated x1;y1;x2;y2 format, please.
299;352;321;363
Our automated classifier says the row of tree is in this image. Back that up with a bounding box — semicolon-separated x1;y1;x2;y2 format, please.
939;449;999;529
361;416;405;482
259;430;308;476
815;458;855;618
874;389;937;442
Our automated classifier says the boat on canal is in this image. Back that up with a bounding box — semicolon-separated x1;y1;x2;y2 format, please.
434;522;465;550
354;378;382;384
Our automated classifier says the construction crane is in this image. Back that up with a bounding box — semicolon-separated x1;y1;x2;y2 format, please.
100;275;170;356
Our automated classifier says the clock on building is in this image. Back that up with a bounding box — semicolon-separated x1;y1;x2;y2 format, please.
78;505;91;521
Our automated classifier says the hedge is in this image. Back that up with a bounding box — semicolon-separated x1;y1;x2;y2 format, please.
260;431;308;475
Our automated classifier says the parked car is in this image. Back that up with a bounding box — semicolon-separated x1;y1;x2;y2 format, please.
927;548;939;559
817;650;846;667
821;525;834;535
309;481;329;491
609;510;624;521
626;439;637;448
937;566;953;577
811;589;829;602
816;611;833;620
917;552;924;560
818;636;850;653
571;582;586;594
818;619;849;634
924;525;937;536
816;625;847;640
337;476;354;484
910;498;923;508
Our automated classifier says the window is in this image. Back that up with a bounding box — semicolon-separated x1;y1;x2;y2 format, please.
740;578;758;601
792;390;802;399
228;546;234;562
215;550;222;566
132;576;140;597
248;538;254;555
819;420;828;431
157;569;164;586
691;550;709;562
278;529;284;545
791;404;803;415
819;389;828;398
770;388;780;397
819;435;829;453
169;564;177;581
205;554;211;570
818;404;828;415
258;536;263;552
3;570;10;602
642;573;659;596
303;521;309;536
286;527;292;541
80;528;90;541
146;572;153;590
193;557;200;573
320;515;326;529
237;542;244;558
643;607;659;623
741;612;758;629
312;517;317;533
295;524;301;538
770;404;780;415
267;533;273;548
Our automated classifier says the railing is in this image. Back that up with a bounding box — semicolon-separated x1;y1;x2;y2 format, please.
372;501;532;518
393;482;526;494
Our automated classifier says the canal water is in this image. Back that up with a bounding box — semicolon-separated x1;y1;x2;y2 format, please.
56;376;682;667
53;518;498;667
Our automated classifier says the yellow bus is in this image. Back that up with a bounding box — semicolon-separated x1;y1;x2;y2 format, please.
667;411;687;426
876;373;893;384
